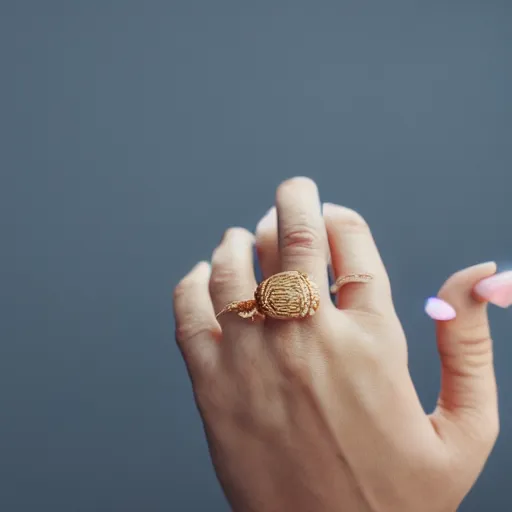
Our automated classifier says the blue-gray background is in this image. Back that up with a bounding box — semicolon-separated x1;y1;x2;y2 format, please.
1;1;510;511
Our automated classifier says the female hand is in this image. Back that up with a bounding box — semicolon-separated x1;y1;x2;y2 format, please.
173;177;499;512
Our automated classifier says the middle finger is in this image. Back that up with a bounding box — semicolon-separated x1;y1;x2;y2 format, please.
275;177;330;299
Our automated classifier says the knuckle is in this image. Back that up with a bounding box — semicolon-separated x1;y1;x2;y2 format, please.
281;222;322;254
175;321;212;346
439;336;494;377
457;323;493;346
273;340;315;385
461;341;494;364
174;301;216;345
209;265;239;293
173;277;193;303
457;334;493;355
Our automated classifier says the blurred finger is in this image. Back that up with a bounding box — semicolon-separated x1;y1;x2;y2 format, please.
255;207;279;279
210;227;259;331
173;261;221;376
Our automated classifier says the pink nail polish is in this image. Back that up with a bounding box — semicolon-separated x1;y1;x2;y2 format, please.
425;297;457;321
474;271;512;308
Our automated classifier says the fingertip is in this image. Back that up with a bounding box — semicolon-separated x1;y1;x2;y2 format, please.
474;269;512;308
275;177;321;214
277;176;318;193
224;226;255;242
322;202;368;227
195;260;212;277
255;207;276;234
255;207;279;279
439;261;497;306
322;202;337;215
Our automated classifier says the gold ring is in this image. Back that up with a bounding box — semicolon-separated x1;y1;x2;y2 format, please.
216;271;374;321
216;270;320;321
330;273;374;294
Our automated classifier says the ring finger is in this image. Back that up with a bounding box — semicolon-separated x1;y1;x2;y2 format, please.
255;206;279;279
323;202;393;314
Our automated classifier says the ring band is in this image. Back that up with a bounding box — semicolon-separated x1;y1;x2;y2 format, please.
330;273;374;294
216;270;319;321
216;271;373;321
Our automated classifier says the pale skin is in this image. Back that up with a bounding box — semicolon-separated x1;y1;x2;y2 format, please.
173;177;499;512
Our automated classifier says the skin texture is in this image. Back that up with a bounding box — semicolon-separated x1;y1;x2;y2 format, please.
173;177;499;512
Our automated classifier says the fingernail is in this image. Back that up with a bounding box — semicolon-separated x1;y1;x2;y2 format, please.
256;207;276;233
474;270;512;308
425;297;457;321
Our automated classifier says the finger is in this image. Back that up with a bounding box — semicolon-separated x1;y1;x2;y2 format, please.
173;261;221;376
209;227;258;329
474;270;512;308
431;262;499;447
275;177;330;298
255;207;279;279
323;203;393;313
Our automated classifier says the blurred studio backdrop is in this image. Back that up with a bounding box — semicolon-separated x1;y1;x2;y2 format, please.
1;2;511;511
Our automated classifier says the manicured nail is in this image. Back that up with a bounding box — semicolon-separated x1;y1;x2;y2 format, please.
256;207;276;233
425;297;457;321
474;270;512;308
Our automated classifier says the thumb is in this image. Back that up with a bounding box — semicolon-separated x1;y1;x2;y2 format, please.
432;261;501;442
